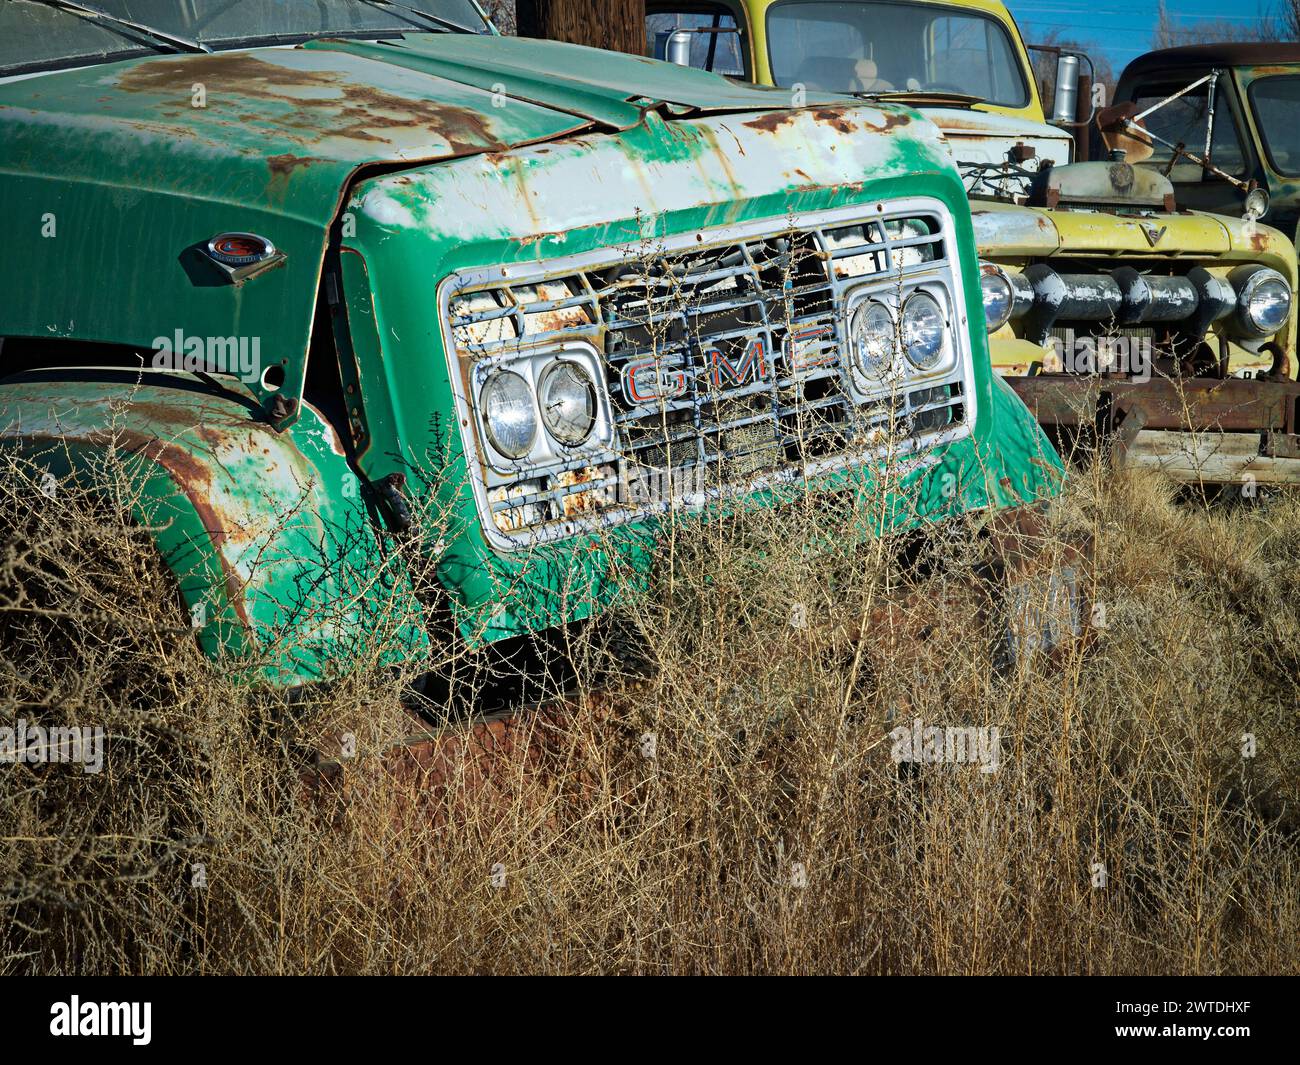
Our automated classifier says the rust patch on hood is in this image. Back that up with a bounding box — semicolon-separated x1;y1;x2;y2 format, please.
743;111;799;133
743;104;890;136
117;51;340;95
812;107;858;134
863;112;911;133
115;52;508;153
267;153;319;178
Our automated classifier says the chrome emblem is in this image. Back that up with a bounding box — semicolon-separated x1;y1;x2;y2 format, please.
1139;222;1168;248
203;232;284;283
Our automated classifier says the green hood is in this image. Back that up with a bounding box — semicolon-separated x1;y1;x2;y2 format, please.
0;33;851;419
0;32;841;206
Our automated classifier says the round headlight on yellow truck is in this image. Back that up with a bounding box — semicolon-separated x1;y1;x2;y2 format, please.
979;263;1016;332
1229;265;1292;338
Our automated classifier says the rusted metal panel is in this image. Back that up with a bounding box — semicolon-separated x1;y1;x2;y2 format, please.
1011;374;1299;431
0;373;427;684
0;33;854;424
1009;372;1300;483
1118;428;1300;483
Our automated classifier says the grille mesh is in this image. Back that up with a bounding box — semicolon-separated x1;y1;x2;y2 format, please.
445;207;972;547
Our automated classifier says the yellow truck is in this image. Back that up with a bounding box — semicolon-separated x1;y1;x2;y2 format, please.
644;0;1300;484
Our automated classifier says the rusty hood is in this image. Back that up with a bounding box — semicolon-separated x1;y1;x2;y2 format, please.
927;106;1074;175
970;198;1239;257
0;33;842;229
0;32;850;404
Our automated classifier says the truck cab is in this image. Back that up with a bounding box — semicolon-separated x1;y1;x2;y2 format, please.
1112;44;1300;239
647;0;1300;485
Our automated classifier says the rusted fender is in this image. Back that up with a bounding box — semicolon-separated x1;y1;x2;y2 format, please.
0;371;428;686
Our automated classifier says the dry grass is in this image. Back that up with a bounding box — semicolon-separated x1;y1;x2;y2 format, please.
1;442;1297;975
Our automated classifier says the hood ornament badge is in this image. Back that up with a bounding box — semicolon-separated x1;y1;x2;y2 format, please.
1139;221;1167;247
203;232;284;284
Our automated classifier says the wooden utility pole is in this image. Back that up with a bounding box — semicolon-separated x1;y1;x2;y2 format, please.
516;0;647;57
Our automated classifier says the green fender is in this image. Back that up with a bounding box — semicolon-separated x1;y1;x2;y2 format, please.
0;371;429;687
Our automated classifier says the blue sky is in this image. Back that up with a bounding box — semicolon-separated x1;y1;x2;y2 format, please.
1005;0;1276;75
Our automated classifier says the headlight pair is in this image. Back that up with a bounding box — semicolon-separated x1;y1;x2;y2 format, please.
848;290;947;384
481;360;597;460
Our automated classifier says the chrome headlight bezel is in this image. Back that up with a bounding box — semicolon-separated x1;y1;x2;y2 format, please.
1230;265;1292;338
842;278;958;400
480;370;537;460
979;261;1016;332
471;341;615;471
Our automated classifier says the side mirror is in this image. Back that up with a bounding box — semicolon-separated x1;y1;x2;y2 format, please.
1028;44;1096;129
654;29;693;66
1052;54;1080;124
1244;185;1269;221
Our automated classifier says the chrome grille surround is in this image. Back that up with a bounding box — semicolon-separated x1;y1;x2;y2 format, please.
439;197;978;552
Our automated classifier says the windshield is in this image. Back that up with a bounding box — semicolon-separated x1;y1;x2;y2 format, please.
1129;79;1247;180
0;0;490;77
765;0;1029;107
1249;75;1300;178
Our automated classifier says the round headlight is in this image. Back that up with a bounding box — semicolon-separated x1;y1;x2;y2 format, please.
1248;277;1291;333
538;360;597;445
979;264;1014;332
1233;267;1292;337
481;370;537;459
901;291;946;370
1244;186;1270;220
849;300;896;383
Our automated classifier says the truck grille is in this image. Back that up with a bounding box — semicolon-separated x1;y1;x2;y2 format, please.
441;199;976;550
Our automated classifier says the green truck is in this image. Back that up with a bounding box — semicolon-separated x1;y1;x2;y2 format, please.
0;0;1067;695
